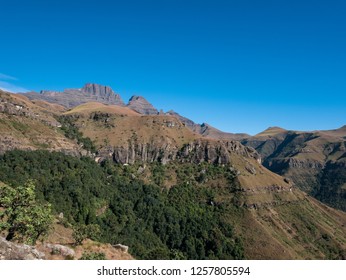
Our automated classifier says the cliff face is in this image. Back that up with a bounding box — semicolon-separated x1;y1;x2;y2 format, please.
65;103;260;167
97;138;260;165
81;83;124;105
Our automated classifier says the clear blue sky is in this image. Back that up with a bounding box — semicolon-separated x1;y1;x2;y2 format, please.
0;0;345;135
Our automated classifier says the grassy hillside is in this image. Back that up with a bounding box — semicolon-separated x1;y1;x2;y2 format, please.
0;90;81;154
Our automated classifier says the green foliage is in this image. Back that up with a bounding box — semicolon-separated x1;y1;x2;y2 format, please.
10;120;29;133
58;116;96;153
0;150;244;259
0;180;53;245
152;162;165;185
0;150;107;223
73;224;101;245
79;251;106;260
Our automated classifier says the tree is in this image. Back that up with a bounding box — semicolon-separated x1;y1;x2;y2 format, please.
0;181;53;245
72;224;101;245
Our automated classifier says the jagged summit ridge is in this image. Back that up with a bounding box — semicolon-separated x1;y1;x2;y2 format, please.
82;83;114;96
23;83;248;140
24;83;124;108
81;83;124;104
127;95;158;115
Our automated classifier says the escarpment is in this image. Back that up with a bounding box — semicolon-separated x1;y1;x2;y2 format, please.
97;138;260;165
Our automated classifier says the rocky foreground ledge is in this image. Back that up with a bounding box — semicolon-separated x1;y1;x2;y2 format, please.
0;237;45;260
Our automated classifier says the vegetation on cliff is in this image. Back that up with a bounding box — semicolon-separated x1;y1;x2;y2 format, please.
58;115;97;153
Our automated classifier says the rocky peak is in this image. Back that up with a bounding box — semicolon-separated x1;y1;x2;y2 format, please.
80;83;124;105
82;83;112;96
127;95;158;115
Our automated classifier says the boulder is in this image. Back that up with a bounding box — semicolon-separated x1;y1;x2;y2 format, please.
0;237;45;260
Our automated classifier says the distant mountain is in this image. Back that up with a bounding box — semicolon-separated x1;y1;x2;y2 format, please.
127;95;158;115
24;83;247;140
242;126;346;211
165;110;249;141
23;83;124;108
196;122;249;141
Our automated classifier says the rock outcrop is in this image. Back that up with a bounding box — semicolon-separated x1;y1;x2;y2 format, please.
127;96;158;115
98;139;260;165
81;83;124;105
0;237;45;260
44;244;75;258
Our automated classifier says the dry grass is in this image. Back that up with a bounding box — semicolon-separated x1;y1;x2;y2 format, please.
0;91;80;153
64;102;140;116
38;222;134;260
31;99;67;113
0;114;79;152
74;113;200;147
255;126;288;137
239;191;346;259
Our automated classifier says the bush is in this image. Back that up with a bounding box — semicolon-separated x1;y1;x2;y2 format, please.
79;251;106;260
73;224;101;245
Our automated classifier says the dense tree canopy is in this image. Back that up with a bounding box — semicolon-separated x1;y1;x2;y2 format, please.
0;150;244;259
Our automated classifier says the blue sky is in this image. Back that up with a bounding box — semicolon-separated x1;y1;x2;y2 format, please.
0;0;345;135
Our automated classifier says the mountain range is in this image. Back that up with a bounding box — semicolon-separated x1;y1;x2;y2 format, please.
0;83;345;260
21;83;346;212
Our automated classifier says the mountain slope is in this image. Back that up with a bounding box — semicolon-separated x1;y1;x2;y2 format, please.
242;126;346;211
127;95;158;115
0;90;82;155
